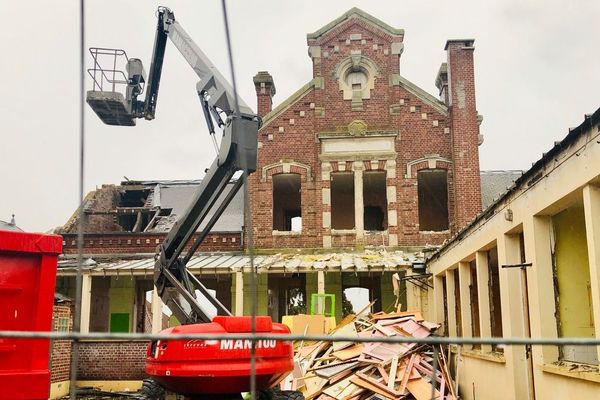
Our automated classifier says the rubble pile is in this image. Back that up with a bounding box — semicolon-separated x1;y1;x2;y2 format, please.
287;311;456;400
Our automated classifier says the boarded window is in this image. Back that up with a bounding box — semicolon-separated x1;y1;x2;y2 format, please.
488;247;503;351
470;260;481;348
363;171;387;231
331;172;355;229
553;205;597;364
273;174;301;231
417;169;449;231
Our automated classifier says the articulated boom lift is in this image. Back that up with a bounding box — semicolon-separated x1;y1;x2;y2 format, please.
87;7;296;400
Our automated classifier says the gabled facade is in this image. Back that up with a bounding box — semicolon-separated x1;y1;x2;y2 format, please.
250;8;483;251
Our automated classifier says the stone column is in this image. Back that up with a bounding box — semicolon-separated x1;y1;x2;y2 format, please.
353;161;364;241
433;274;446;335
235;271;244;316
458;261;473;348
498;234;532;400
475;251;492;352
317;270;325;314
151;286;163;333
79;273;92;334
445;269;457;337
523;216;559;363
583;184;600;362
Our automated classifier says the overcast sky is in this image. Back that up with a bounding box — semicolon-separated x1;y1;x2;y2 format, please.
1;0;599;233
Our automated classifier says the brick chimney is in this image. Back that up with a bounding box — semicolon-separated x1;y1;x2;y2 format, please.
253;71;276;118
445;39;482;230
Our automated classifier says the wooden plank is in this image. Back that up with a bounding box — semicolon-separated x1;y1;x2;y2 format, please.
303;373;328;400
323;374;359;400
407;376;440;400
314;361;359;379
439;346;457;400
355;372;403;397
377;365;389;383
329;368;354;385
387;356;399;389
332;322;358;351
332;343;364;361
398;354;416;393
350;376;398;400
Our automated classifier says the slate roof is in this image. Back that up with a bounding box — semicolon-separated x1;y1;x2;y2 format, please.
148;180;244;232
480;170;523;210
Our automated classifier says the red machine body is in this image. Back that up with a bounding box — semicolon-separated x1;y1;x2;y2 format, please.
0;230;62;400
146;316;293;396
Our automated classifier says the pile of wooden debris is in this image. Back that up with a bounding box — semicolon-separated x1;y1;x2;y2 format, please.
285;311;456;400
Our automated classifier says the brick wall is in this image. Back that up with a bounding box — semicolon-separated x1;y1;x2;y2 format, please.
77;341;148;380
249;12;481;250
50;303;73;383
61;232;242;254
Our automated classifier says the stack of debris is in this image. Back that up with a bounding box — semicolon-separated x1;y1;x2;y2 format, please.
285;311;456;400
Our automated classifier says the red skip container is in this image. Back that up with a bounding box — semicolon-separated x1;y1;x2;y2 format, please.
0;230;62;400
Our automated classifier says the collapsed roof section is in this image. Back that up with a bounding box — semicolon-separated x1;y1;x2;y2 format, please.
56;249;425;276
60;179;244;234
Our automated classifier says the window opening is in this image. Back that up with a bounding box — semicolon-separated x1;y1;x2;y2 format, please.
118;189;149;207
273;173;301;231
344;287;371;316
417;169;449;231
363;171;387;231
268;274;306;322
331;172;355;229
552;204;597;364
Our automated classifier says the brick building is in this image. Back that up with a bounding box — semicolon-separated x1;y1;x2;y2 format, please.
54;8;494;389
250;8;482;252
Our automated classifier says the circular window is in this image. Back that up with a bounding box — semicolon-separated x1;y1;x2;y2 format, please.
345;68;368;91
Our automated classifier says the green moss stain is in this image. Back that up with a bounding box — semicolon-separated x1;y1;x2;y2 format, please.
553;206;595;338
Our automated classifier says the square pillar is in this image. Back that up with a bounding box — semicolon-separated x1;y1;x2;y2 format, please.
458;261;473;347
523;216;559;363
445;269;457;337
317;270;325;314
353;162;364;240
433;274;446;335
151;286;163;333
583;184;600;362
475;251;492;352
498;234;531;400
235;271;244;316
79;273;92;334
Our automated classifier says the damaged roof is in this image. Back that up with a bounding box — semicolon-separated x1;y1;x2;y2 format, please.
60;179;244;234
57;249;423;276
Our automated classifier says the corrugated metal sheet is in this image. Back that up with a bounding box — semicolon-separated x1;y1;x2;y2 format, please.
57;250;422;276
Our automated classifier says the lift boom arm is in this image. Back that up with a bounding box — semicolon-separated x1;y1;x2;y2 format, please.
88;7;259;324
